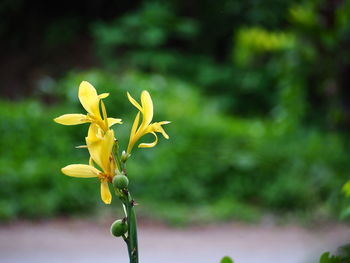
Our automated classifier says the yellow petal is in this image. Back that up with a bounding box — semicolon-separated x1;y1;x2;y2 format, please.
127;112;140;153
138;132;158;148
86;129;115;173
100;130;115;172
98;93;109;99
110;156;116;174
75;145;88;149
54;114;89;125
86;138;103;170
149;121;170;139
158;121;171;125
101;130;115;172
101;180;112;204
87;123;103;143
108;118;123;127
140;90;154;128
100;100;109;130
61;164;100;178
127;92;143;112
130;112;140;137
79;81;101;118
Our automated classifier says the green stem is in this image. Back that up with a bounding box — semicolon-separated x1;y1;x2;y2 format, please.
125;192;138;263
115;186;139;263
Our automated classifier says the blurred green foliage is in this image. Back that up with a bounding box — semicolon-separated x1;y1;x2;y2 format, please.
234;27;296;65
1;0;350;222
320;252;343;263
319;244;350;263
0;69;349;222
0;100;100;219
221;256;234;263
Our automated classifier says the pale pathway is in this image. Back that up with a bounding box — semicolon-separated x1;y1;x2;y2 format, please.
0;220;349;263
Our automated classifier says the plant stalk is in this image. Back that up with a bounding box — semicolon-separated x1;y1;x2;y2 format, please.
125;191;138;263
115;159;138;262
115;186;138;263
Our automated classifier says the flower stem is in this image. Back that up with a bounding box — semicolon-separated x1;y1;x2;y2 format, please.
125;192;138;263
115;186;139;263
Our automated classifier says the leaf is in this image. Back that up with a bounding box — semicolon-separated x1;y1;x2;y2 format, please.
221;256;234;263
320;252;341;263
342;181;350;196
339;206;350;220
320;252;330;263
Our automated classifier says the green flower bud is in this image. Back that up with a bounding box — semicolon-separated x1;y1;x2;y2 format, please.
110;219;128;237
121;150;131;162
113;175;129;189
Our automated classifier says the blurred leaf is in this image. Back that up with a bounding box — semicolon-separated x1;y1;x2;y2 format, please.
221;256;234;263
320;252;341;263
342;181;350;196
289;4;317;27
234;27;296;65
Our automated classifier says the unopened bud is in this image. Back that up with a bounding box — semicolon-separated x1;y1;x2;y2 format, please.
113;174;129;190
121;151;131;162
110;219;128;237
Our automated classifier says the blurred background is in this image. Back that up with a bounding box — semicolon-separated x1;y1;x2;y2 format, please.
1;0;350;262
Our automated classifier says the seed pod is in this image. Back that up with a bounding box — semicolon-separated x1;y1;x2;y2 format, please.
110;219;128;237
113;175;129;189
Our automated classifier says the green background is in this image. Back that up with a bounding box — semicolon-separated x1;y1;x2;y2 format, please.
1;0;350;223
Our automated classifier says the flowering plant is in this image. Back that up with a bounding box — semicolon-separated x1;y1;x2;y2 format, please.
54;81;170;263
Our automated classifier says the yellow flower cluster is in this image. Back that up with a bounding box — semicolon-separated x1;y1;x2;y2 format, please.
127;91;170;153
54;81;170;204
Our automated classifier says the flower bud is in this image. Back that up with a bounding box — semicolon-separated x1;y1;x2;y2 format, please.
110;219;128;237
113;174;129;189
121;150;131;162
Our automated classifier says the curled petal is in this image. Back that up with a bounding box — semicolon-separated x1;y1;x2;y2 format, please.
127;92;143;112
54;114;89;125
86;129;115;173
100;100;109;130
127;112;141;153
87;123;103;144
61;164;100;178
87;122;106;140
108;118;122;127
79;81;101;118
100;130;115;173
130;112;140;137
138;132;158;148
101;180;112;204
158;121;171;125
98;93;109;99
149;121;170;139
140;90;153;128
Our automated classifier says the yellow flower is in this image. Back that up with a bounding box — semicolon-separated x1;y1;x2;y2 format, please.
54;81;122;132
61;128;116;204
126;90;170;153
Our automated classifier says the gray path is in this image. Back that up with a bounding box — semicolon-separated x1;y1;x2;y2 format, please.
0;220;349;263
